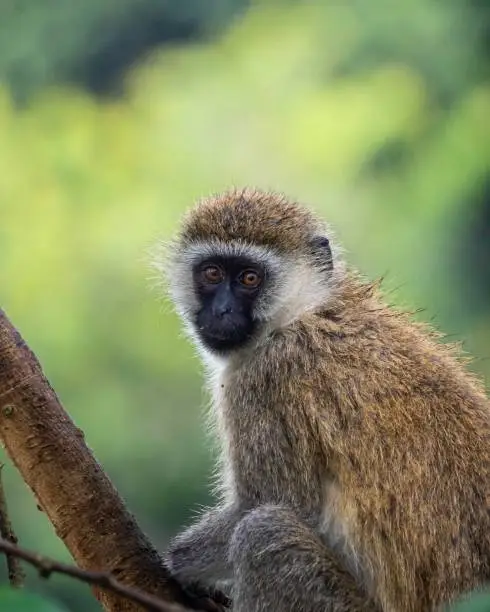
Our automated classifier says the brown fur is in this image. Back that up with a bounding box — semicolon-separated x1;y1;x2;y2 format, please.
166;188;490;611
179;187;323;252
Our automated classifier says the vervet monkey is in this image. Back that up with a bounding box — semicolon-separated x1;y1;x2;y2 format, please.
157;188;490;612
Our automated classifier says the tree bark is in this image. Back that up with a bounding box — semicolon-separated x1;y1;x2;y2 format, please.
0;308;210;611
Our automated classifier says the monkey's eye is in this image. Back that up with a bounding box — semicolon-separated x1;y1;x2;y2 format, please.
201;265;224;284
239;269;262;289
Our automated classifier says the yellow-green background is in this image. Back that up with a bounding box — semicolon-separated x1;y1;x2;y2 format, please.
1;0;489;609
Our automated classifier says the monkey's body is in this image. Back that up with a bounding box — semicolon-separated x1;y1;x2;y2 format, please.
215;276;490;610
160;189;490;611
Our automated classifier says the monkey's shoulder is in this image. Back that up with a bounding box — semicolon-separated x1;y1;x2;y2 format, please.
233;302;489;409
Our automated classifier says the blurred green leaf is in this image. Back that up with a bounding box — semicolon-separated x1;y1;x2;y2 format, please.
0;587;67;612
0;0;249;100
452;591;490;611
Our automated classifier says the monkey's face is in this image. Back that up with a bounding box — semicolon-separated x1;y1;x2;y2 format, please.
192;255;267;353
159;190;341;358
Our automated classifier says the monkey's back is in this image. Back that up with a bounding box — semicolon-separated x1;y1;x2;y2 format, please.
219;275;490;611
319;293;489;609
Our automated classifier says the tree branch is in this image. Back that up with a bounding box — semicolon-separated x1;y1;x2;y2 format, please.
0;308;227;612
0;538;185;612
0;464;25;587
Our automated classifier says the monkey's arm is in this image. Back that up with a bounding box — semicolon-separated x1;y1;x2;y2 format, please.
166;505;241;588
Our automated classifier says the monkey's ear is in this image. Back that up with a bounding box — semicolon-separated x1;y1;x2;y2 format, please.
309;236;333;271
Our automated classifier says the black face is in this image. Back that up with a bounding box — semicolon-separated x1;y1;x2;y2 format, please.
193;256;265;353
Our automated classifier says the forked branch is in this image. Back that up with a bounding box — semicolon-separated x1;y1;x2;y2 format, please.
0;308;227;612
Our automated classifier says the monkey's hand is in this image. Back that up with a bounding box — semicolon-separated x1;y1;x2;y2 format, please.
179;581;232;611
165;505;240;595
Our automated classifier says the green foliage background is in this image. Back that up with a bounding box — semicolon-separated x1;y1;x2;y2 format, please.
0;0;489;610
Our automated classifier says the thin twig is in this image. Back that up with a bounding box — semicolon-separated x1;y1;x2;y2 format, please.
0;464;25;587
0;538;186;612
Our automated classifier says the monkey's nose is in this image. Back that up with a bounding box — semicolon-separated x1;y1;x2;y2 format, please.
212;290;234;318
213;304;233;318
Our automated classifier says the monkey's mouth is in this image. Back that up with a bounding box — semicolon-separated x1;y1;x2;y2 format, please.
198;327;254;352
195;316;256;353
